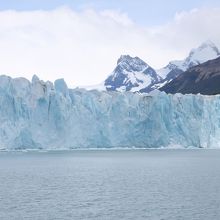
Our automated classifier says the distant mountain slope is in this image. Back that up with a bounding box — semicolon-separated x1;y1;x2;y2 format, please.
104;55;161;92
153;41;220;90
160;57;220;95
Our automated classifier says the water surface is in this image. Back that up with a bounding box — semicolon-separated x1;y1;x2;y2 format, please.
0;149;220;220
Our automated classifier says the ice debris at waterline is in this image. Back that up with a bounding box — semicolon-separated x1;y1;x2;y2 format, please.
0;75;219;149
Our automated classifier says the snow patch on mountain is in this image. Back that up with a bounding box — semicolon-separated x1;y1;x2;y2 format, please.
104;55;161;92
157;41;220;80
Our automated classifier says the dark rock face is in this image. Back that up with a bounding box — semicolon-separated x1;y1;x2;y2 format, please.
160;57;220;95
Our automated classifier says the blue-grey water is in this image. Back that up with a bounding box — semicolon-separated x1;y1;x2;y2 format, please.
0;149;220;220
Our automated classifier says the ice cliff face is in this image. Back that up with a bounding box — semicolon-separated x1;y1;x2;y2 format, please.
0;75;220;149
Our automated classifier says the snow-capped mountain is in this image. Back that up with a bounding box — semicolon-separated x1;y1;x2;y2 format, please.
104;55;162;92
83;41;220;93
104;41;220;93
160;56;220;95
153;41;220;89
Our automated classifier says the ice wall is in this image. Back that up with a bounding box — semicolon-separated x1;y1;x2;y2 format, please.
0;75;220;149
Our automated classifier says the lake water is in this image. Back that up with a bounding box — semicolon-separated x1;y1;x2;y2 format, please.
0;149;220;220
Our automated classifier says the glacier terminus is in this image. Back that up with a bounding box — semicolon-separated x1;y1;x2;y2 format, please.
0;75;220;150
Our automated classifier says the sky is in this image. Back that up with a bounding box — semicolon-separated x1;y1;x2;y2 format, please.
1;0;220;25
0;0;220;86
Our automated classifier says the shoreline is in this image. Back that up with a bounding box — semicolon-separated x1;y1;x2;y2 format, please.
0;147;219;153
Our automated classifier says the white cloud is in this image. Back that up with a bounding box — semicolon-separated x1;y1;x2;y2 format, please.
0;7;219;86
152;8;220;51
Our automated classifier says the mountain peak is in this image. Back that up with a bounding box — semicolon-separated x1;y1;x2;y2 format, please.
117;55;146;65
191;40;219;54
187;41;220;67
199;40;219;51
116;55;149;73
155;40;220;88
104;55;160;92
117;55;132;64
160;56;220;95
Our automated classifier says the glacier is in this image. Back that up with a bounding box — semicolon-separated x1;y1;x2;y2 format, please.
0;75;220;149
